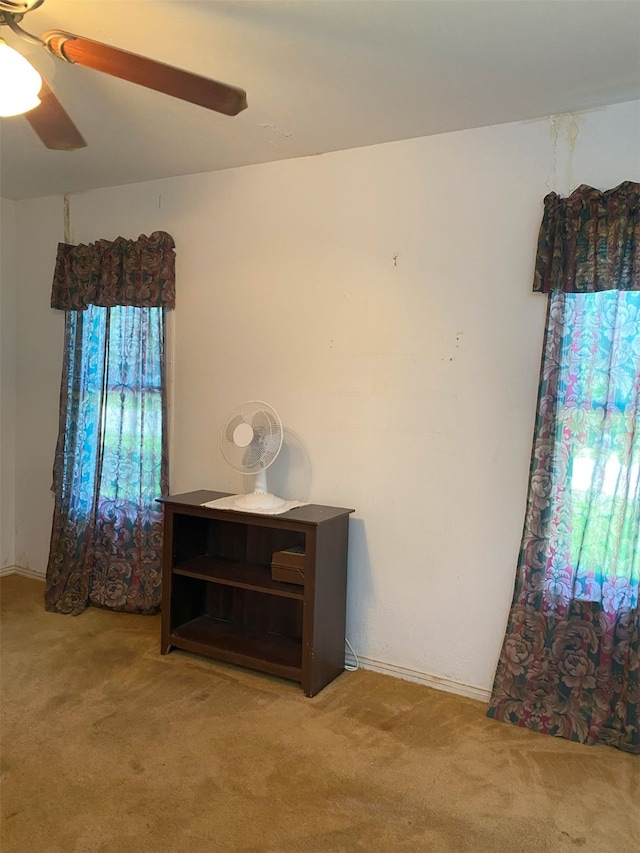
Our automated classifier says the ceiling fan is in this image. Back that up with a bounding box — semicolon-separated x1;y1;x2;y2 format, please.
0;0;247;151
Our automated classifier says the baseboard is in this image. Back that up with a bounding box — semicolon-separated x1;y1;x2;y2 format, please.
0;567;489;702
344;652;491;703
1;565;46;581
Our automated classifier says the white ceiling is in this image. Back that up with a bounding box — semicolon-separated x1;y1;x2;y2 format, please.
1;0;639;200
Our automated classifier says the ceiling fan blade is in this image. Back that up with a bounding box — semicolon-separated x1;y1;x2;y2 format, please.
25;78;86;150
43;31;247;117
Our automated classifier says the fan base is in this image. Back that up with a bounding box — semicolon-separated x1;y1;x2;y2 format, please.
234;492;286;511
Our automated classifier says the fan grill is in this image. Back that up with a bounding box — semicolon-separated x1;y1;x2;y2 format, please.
221;401;283;475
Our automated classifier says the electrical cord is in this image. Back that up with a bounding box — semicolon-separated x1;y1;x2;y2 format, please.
344;637;359;671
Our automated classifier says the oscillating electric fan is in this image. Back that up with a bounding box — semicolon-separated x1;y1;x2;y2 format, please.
221;401;286;511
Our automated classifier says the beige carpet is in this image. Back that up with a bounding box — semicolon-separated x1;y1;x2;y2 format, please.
1;575;638;853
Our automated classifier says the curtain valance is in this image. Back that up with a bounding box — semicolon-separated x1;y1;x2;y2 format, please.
533;180;639;293
51;231;176;310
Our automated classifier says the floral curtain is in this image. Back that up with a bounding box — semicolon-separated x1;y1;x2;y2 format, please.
51;230;176;310
533;181;639;293
488;184;640;753
45;232;174;615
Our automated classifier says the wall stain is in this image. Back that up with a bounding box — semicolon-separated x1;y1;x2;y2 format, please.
547;113;582;195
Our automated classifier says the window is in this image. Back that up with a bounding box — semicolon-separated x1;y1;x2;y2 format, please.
62;305;164;518
554;290;640;605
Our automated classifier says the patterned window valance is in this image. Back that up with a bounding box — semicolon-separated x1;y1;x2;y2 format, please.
533;180;639;293
51;230;176;310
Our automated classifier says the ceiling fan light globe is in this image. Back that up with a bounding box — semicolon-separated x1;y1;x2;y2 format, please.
0;39;42;116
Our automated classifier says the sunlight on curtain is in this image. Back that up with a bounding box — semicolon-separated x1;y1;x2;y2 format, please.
487;289;639;752
45;306;167;615
64;304;164;511
551;290;639;610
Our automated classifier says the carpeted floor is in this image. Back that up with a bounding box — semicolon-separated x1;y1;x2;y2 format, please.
1;575;638;853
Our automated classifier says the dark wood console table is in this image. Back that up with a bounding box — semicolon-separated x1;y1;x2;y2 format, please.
158;490;354;697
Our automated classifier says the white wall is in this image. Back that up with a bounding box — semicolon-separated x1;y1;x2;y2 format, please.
13;197;64;574
0;197;17;571
10;100;640;695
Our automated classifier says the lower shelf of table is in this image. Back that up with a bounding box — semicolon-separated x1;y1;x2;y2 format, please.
166;615;303;683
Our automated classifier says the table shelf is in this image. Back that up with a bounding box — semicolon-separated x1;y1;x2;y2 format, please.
158;490;354;697
170;615;303;682
173;555;305;600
